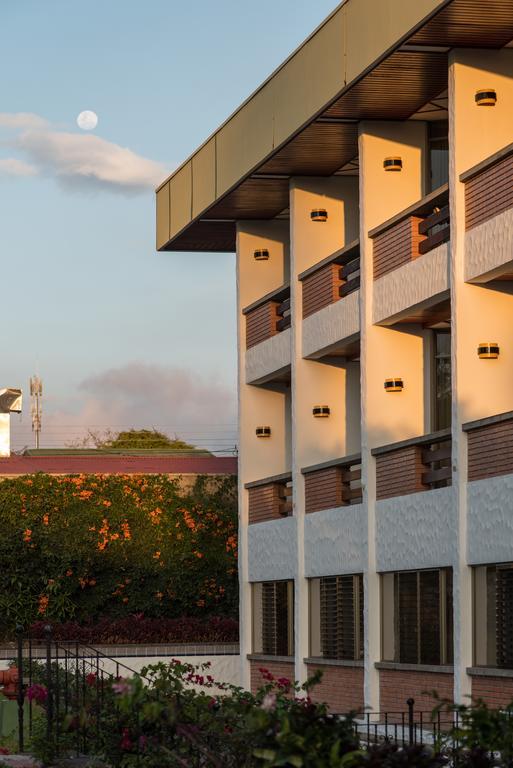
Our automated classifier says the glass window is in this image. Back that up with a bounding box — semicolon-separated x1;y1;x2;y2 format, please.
429;121;449;192
433;330;451;431
252;580;294;656
474;564;513;669
382;568;453;665
310;574;364;660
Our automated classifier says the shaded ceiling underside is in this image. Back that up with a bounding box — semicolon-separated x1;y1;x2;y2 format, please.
164;0;513;253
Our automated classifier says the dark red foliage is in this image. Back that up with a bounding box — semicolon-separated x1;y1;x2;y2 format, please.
29;614;239;644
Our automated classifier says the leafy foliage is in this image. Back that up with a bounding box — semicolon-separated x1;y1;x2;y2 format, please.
0;473;238;637
67;427;197;451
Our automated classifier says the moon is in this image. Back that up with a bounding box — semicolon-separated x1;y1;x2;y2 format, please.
76;110;98;131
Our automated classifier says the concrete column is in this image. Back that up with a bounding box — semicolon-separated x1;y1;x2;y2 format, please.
449;48;513;703
289;176;359;684
236;220;290;689
358;121;428;710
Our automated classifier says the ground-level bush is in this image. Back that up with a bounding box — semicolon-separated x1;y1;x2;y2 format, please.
0;473;238;637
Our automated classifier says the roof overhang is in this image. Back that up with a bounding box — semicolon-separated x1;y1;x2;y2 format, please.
156;0;513;253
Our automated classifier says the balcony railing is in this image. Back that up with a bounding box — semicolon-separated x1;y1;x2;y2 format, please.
372;430;451;500
245;473;293;524
370;185;449;280
243;284;291;349
301;453;362;513
461;141;513;231
463;410;513;482
298;240;360;319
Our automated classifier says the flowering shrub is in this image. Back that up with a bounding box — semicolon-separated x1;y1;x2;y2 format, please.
0;473;237;637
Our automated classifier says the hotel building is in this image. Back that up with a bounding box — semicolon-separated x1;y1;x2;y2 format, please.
156;0;513;713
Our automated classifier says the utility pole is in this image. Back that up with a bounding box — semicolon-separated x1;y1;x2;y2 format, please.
30;376;43;449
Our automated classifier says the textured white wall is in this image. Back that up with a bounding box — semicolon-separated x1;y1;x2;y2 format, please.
468;475;513;565
245;329;291;385
302;290;360;359
373;243;449;326
375;487;457;572
304;504;367;577
247;517;297;582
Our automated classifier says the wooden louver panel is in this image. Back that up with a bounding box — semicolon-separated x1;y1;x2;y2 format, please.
496;567;513;670
467;417;513;482
465;153;513;231
373;216;425;280
320;575;363;661
376;446;427;500
246;301;279;349
419;570;441;665
397;571;419;665
302;263;342;318
262;581;290;657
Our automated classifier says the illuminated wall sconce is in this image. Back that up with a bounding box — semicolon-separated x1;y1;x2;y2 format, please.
477;342;500;359
254;248;269;261
475;89;497;106
256;426;271;438
310;208;328;222
312;405;330;418
384;378;404;392
383;156;402;172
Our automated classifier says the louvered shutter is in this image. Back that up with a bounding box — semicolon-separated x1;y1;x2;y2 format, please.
262;581;290;656
320;575;362;660
496;567;513;669
397;571;419;664
419;570;441;665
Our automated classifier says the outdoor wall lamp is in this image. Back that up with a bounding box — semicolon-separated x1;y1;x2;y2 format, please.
312;405;330;418
256;426;271;438
475;89;497;106
383;156;402;172
477;342;500;359
384;378;404;392
254;248;270;261
311;208;328;222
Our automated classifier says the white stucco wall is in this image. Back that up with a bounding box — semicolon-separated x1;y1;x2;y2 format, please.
373;243;449;326
304;504;367;577
302;290;360;359
467;474;513;565
375;487;457;572
245;328;292;385
465;207;513;283
247;516;297;581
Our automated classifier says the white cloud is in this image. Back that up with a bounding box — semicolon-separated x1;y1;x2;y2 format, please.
0;112;168;194
0;158;38;177
0;112;50;130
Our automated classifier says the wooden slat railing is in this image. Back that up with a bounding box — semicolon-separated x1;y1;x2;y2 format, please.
372;430;451;500
370;185;449;280
301;454;362;513
245;473;293;524
243;285;291;349
463;410;513;482
460;142;513;231
298;240;360;319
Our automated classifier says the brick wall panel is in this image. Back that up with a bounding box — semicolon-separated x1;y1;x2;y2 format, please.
373;216;425;280
376;446;427;500
307;663;364;713
467;418;513;481
302;263;342;318
465;153;513;230
379;669;453;714
250;660;295;694
471;675;513;708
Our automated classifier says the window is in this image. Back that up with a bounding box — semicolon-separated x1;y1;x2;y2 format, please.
428;121;449;192
252;580;294;656
382;568;453;665
474;564;513;669
310;574;363;660
433;330;451;431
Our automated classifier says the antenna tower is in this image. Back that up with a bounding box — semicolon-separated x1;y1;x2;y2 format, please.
30;376;43;449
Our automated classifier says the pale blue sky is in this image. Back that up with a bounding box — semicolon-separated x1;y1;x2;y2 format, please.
0;0;338;450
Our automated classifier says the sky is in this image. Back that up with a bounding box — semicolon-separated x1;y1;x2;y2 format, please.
0;0;339;453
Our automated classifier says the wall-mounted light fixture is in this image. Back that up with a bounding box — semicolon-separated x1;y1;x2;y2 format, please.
475;89;497;106
477;342;500;359
256;426;271;438
254;248;269;261
312;405;330;418
384;378;404;392
383;156;402;172
310;208;328;222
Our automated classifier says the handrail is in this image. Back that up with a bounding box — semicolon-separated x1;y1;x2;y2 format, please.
462;409;513;432
460;141;513;183
298;239;360;282
369;184;448;240
372;429;451;457
242;283;290;315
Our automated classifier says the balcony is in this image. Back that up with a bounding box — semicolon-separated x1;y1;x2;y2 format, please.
299;240;360;360
370;186;450;326
243;285;291;385
245;473;296;582
372;430;451;501
464;411;513;567
462;142;513;283
302;454;366;578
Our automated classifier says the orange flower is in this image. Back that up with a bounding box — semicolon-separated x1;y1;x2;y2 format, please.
38;595;49;614
42;514;49;526
89;579;96;586
196;599;205;608
155;592;163;600
102;500;112;507
121;521;131;540
110;533;120;541
66;569;73;577
122;597;129;603
153;551;161;560
23;529;32;543
194;551;204;559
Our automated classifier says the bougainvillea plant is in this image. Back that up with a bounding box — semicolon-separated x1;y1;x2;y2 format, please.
0;473;238;638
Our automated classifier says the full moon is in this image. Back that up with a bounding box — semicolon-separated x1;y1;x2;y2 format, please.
76;110;98;131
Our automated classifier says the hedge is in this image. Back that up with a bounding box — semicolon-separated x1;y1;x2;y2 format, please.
0;473;238;638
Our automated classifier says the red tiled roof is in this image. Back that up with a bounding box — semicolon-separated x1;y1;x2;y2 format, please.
0;455;237;476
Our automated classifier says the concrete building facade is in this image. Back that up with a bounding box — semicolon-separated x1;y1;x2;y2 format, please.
157;0;513;712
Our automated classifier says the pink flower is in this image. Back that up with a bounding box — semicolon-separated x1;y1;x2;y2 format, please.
112;679;131;696
261;693;277;712
85;673;97;687
26;684;47;705
277;677;291;689
120;727;132;751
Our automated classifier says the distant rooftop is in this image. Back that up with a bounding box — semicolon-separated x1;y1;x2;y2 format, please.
22;447;212;458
